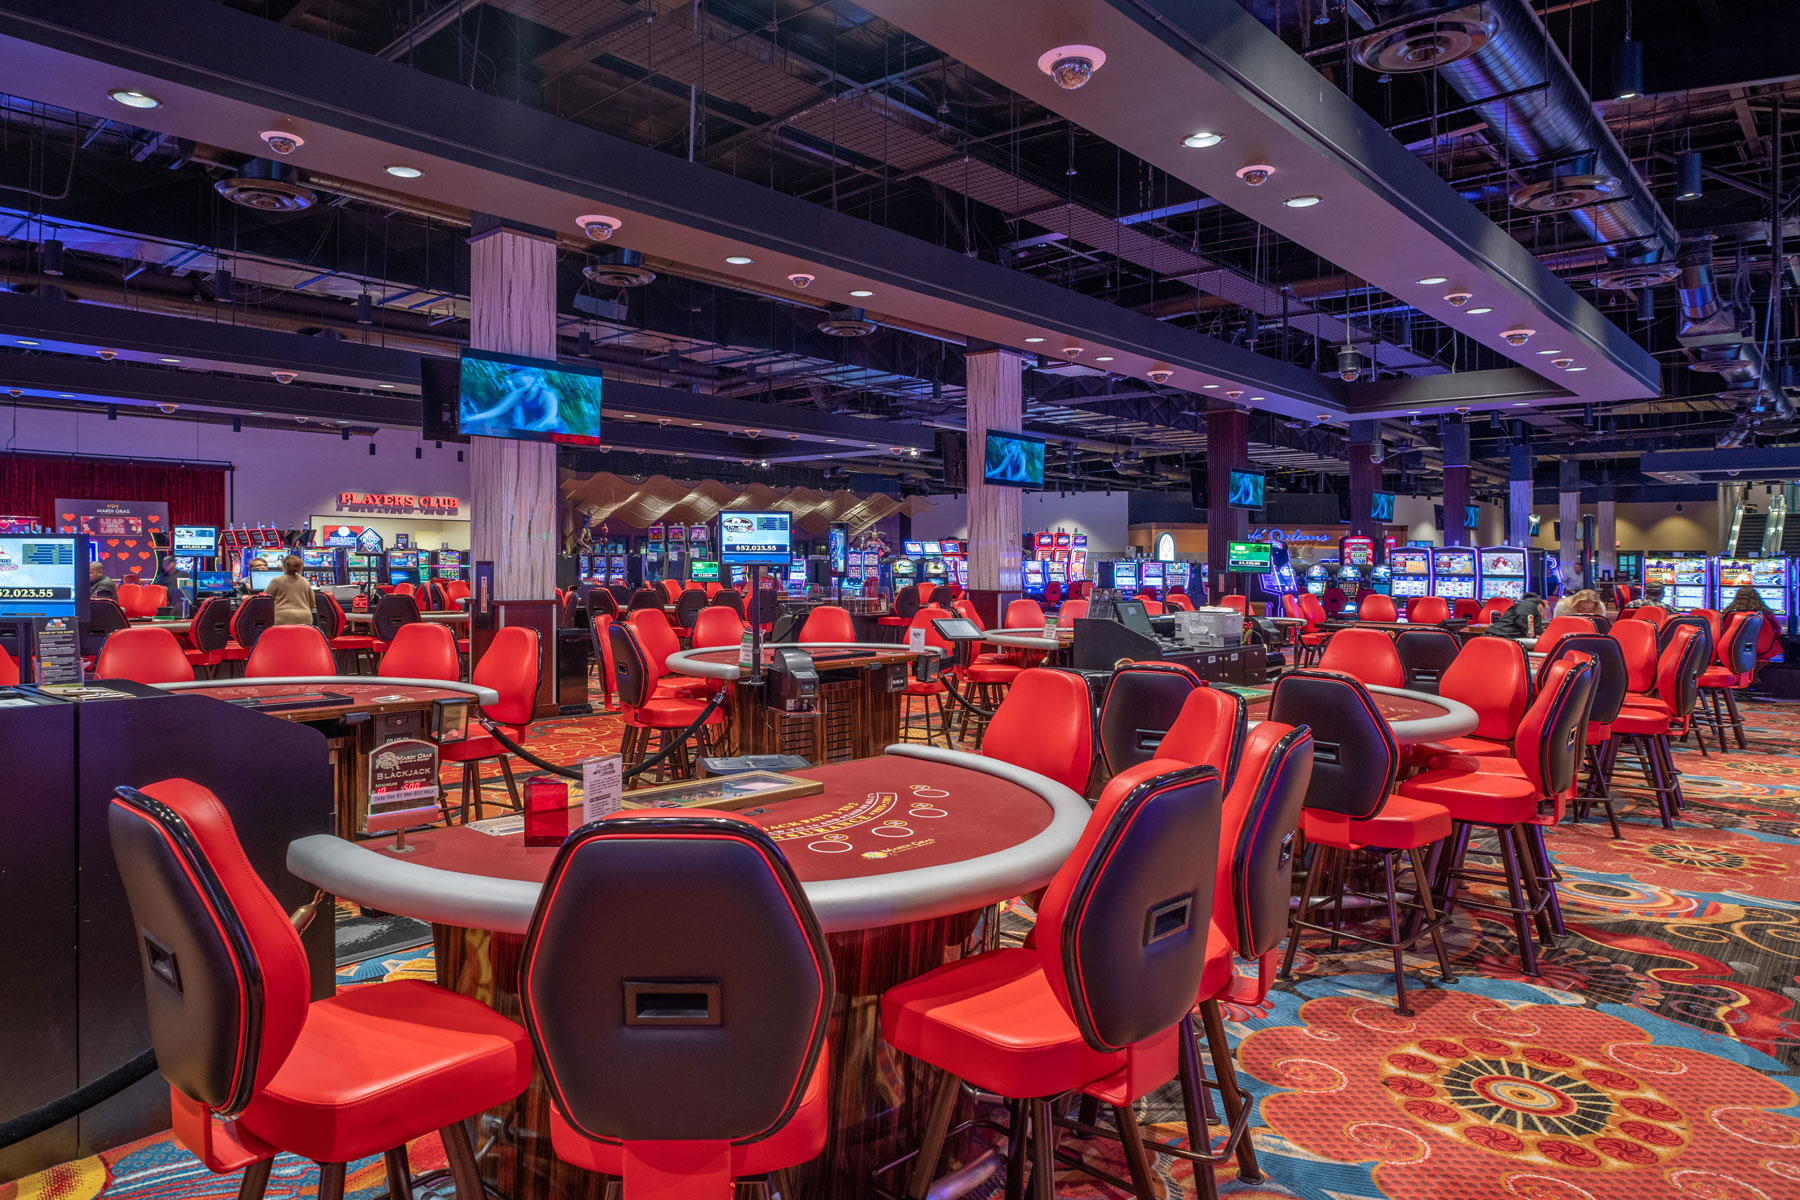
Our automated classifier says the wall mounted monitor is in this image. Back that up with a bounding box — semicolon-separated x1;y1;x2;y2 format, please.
1226;469;1266;509
0;534;87;621
982;431;1046;488
1465;504;1481;530
1227;542;1273;573
718;511;793;565
1371;491;1395;522
173;525;218;554
455;348;603;445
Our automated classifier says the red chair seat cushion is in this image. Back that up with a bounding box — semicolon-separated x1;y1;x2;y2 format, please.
655;677;714;700
1299;632;1325;646
1303;795;1452;851
630;699;725;728
1620;694;1672;717
184;649;223;666
1409;735;1509;763
1399;767;1540;825
440;725;528;763
239;980;531;1164
1699;667;1752;688
880;948;1126;1099
548;1055;828;1177
219;643;250;662
962;662;1023;685
1609;708;1673;735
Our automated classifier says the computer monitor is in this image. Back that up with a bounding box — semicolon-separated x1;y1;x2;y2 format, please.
194;570;232;595
249;568;284;591
1113;599;1155;639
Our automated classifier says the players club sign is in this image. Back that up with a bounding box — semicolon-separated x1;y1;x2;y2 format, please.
335;492;463;518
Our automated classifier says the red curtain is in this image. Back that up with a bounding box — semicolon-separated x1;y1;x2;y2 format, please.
0;454;227;527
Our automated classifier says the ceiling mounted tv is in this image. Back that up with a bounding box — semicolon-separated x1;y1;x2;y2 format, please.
1371;491;1396;521
455;349;603;445
983;431;1046;489
1465;504;1481;530
1226;469;1266;509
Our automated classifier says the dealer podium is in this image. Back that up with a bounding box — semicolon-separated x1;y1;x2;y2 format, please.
0;685;333;1182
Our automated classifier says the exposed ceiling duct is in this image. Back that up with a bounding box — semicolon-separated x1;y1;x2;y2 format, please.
1675;242;1782;446
1355;0;1678;289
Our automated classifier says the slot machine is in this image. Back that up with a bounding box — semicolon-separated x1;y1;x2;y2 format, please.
299;548;339;589
1431;547;1478;600
917;542;948;585
1365;563;1393;595
435;549;466;581
1138;561;1165;597
1021;559;1046;597
1387;546;1433;599
1109;560;1140;595
1304;560;1334;597
1715;554;1788;625
1337;535;1374;603
1476;545;1543;601
385;550;421;587
345;552;378;587
1070;532;1089;583
1643;551;1711;611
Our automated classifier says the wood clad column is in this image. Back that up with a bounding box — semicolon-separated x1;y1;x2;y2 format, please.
965;348;1023;621
1205;401;1249;599
1440;420;1470;541
468;218;558;600
1346;420;1382;542
1558;459;1582;589
1508;442;1534;547
1597;483;1618;581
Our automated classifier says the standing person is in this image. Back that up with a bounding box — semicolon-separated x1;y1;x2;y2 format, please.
265;554;316;626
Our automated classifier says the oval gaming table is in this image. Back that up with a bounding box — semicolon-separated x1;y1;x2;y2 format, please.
666;641;933;763
1235;680;1476;745
155;676;496;837
289;743;1086;1200
981;625;1071;652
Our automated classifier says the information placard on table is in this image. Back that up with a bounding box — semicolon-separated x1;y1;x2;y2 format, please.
581;755;624;823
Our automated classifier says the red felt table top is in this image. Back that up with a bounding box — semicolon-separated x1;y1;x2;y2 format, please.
199;682;468;707
1239;688;1448;723
377;756;1052;884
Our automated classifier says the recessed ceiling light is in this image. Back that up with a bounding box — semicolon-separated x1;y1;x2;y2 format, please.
1406;409;1422;414
1182;131;1224;149
690;421;703;426
384;164;423;179
16;338;39;346
1282;195;1322;208
1566;366;1588;372
160;357;181;363
58;393;73;398
1095;355;1115;362
1251;396;1266;401
1466;307;1493;314
1537;349;1563;356
378;383;395;389
1417;276;1448;286
1202;383;1220;389
1024;336;1046;343
1513;402;1531;407
849;289;875;298
724;255;755;265
107;88;161;109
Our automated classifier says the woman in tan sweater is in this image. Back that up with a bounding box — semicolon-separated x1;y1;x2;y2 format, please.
265;555;316;625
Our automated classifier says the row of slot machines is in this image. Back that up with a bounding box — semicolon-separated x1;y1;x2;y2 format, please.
1641;552;1793;624
1304;546;1539;604
295;548;469;588
1104;560;1199;598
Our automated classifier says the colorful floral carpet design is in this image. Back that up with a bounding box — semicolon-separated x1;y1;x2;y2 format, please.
11;688;1800;1200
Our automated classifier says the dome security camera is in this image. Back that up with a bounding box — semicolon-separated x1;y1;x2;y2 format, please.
1226;389;1244;400
97;348;118;360
7;388;20;398
1235;164;1275;187
271;369;298;384
1551;358;1574;370
1062;345;1083;359
575;214;622;242
1146;366;1173;384
1037;45;1106;91
156;402;179;414
1369;442;1385;464
1501;328;1536;347
259;129;304;155
1455;406;1472;415
1445;292;1473;307
787;272;815;289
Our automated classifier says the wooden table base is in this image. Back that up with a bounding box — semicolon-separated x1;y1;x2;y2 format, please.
435;906;996;1200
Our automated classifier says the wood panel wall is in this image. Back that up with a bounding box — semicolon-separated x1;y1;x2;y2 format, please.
964;349;1024;591
1205;403;1249;596
1597;495;1617;577
468;225;558;601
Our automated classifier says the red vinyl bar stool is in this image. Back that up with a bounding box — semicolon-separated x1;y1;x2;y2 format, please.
898;605;955;747
441;626;541;821
1613;617;1660;694
1540;634;1631;839
1291;593;1327;666
1399;655;1597;975
1605;625;1707;828
94;626;195;685
1314;626;1405;688
223;596;274;673
1409;595;1450;625
1157;680;1249;789
1097;662;1203;779
1358;592;1397;622
1406;635;1530;764
520;815;832;1200
627;608;712;699
981;667;1095;795
1057;597;1089;625
1698;612;1760;752
1393;628;1461;694
609;622;722;780
108;780;530;1200
881;762;1224;1200
1165;592;1195;612
183;597;234;678
316;592;376;674
1275;671;1457;1015
378;622;462;681
244;625;337;678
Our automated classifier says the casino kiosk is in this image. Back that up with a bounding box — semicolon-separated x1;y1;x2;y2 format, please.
1388;546;1433;600
1432;545;1479;600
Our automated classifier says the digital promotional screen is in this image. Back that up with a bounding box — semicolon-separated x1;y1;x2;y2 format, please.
0;535;83;618
1227;469;1266;509
828;523;848;575
983;431;1046;488
1227;542;1273;572
1465;504;1481;530
1371;492;1395;521
173;525;218;554
457;349;603;445
718;511;793;565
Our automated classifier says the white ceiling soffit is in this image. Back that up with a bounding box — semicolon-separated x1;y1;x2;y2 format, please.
849;0;1662;411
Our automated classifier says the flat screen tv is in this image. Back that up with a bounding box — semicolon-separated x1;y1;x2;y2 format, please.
1465;504;1481;530
1371;491;1395;521
1227;542;1273;572
456;348;603;445
0;534;87;621
1227;469;1266;509
718;511;793;566
983;431;1046;488
173;525;218;555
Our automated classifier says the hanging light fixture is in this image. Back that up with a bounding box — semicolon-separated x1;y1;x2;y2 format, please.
42;238;64;276
355;292;373;325
213;266;233;303
1614;3;1643;100
1675;149;1703;200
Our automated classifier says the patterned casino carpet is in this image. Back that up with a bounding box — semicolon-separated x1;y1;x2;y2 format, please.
10;687;1800;1200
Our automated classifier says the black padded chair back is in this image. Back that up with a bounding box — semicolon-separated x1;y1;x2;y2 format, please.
82;599;130;656
1098;662;1202;774
190;597;233;654
607;584;634;607
892;585;921;621
1590;614;1613;634
1521;656;1596;799
521;815;832;1145
674;588;707;631
766;612;804;644
1393;628;1460;693
1267;670;1398;819
608;621;655;708
929;585;954;607
749;586;783;627
1539;633;1626;724
711;588;746;619
1665;626;1708;717
312;592;345;639
1659;612;1711;660
560;590;583;629
628;588;662;613
587;586;619;619
1224;725;1314;957
371;593;421;644
1052;764;1221;1052
1722;613;1761;674
230;595;274;650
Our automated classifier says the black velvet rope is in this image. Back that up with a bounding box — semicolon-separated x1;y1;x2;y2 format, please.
0;1050;158;1150
477;686;726;783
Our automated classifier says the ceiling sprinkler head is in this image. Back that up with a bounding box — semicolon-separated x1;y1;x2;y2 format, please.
786;272;815;288
1551;358;1574;370
259;129;303;155
1445;292;1473;307
1147;366;1173;384
1037;45;1105;90
1502;328;1536;346
271;369;297;384
576;214;622;241
1235;164;1275;187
